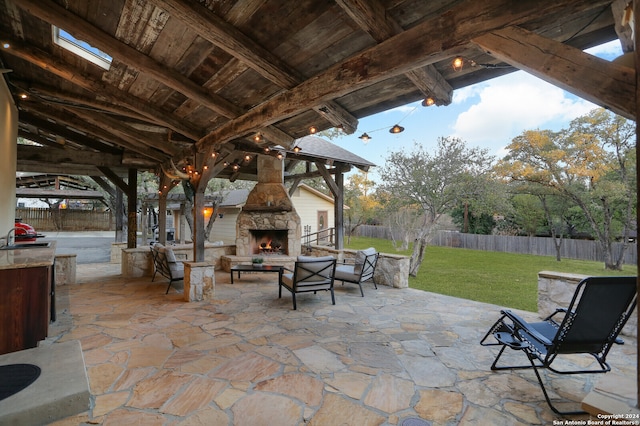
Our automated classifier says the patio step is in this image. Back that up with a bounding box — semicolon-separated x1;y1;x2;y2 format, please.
0;340;90;424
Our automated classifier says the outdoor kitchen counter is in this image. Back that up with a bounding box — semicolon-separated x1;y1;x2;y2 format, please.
0;241;56;354
0;241;56;270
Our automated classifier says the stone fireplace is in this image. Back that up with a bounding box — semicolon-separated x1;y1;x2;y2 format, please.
235;155;301;258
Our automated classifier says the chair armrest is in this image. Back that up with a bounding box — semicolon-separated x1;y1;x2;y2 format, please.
282;266;293;273
501;310;553;346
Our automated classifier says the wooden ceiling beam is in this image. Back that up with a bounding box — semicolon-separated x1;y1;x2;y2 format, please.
18;129;64;149
336;0;453;106
612;0;634;53
68;108;178;157
148;0;358;134
197;0;605;151
18;110;122;155
21;102;168;161
472;26;635;120
16;162;115;176
15;0;244;120
2;37;201;140
17;144;123;168
26;82;152;123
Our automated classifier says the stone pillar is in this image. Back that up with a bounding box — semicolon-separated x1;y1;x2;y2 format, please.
184;261;215;302
110;242;127;263
55;254;77;286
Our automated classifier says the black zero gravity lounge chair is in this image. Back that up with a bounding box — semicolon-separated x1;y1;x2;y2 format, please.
480;276;637;415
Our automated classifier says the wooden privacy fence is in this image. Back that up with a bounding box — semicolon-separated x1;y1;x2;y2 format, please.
354;225;638;264
16;208;113;231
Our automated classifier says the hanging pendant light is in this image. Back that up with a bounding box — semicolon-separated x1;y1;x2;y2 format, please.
389;124;404;134
358;133;371;142
422;97;435;107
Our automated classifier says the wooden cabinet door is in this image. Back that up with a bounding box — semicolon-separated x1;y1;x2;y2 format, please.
0;266;51;354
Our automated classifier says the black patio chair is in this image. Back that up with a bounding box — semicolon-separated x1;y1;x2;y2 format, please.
150;243;185;294
279;256;337;310
480;276;637;415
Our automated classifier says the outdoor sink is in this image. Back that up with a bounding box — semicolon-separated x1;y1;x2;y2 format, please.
1;242;51;250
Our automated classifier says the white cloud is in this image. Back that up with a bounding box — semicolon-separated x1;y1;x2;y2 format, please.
451;72;596;152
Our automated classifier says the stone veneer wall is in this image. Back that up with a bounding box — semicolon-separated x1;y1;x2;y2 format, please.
235;155;301;257
307;245;410;289
121;244;235;278
235;210;301;257
538;271;637;339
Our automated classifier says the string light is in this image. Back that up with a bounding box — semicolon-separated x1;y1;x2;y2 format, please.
389;124;404;134
422;97;435;107
452;56;464;71
356;105;417;143
253;133;263;143
309;125;317;134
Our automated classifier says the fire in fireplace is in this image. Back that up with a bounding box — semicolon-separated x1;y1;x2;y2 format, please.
249;229;289;255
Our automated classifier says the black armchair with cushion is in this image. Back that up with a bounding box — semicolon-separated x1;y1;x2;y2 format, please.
480;276;637;415
334;247;379;296
279;256;337;310
150;243;186;294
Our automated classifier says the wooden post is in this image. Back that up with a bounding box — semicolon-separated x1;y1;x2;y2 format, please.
115;187;124;243
141;203;148;245
193;189;205;262
334;170;344;250
192;153;208;262
127;168;137;249
158;173;171;245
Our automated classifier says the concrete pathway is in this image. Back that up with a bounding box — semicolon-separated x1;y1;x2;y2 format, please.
39;263;637;425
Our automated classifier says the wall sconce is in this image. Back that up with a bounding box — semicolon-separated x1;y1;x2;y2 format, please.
389;124;404;134
452;57;464;71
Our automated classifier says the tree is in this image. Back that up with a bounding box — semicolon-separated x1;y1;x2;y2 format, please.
343;171;379;242
495;109;636;270
379;137;494;276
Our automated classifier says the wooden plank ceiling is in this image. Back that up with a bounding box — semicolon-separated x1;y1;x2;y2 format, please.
0;0;632;181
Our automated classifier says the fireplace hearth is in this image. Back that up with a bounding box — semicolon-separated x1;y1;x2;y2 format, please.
250;229;289;255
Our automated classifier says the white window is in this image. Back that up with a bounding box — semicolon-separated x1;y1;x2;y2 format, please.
52;26;112;70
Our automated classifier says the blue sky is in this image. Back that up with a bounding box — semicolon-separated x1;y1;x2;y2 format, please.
333;40;624;181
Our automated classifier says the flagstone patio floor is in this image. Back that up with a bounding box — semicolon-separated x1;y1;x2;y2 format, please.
37;263;637;425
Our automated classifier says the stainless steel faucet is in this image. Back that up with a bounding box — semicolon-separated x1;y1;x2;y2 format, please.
5;227;17;246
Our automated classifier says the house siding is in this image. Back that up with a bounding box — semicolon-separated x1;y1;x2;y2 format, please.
209;185;335;244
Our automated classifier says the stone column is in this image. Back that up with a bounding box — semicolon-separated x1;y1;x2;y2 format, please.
184;261;215;302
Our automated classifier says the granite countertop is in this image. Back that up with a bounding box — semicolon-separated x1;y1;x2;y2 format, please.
0;241;56;270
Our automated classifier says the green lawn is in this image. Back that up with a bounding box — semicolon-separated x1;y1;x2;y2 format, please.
344;236;635;312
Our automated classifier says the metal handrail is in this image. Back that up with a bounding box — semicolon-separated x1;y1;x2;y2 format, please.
302;226;335;249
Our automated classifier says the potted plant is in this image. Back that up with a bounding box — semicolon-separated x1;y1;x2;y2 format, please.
251;257;264;268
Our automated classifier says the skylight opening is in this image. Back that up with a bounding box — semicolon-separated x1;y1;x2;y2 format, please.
52;26;112;70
